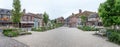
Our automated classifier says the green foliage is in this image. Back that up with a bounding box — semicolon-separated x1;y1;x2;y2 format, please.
3;29;19;37
19;32;32;35
55;23;63;28
98;0;120;27
4;31;19;37
80;16;87;25
32;23;63;32
2;29;12;34
3;29;32;37
32;27;47;32
43;12;49;25
78;26;99;31
108;32;120;45
32;27;43;31
12;0;22;23
54;19;57;24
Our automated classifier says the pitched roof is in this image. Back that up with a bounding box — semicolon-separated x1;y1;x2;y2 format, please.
35;14;43;19
88;13;98;18
0;8;11;15
23;13;36;16
68;11;96;19
23;13;43;19
75;11;96;18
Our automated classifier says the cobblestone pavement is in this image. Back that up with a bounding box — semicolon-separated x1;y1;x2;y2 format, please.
13;27;120;47
0;32;29;47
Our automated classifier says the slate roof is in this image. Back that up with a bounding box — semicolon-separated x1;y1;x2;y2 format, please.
68;11;96;18
0;8;11;15
88;13;99;18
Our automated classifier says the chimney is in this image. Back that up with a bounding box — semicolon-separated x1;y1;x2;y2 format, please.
79;9;82;13
72;13;74;16
23;9;26;14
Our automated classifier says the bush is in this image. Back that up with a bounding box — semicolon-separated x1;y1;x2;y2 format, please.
108;32;120;45
19;32;32;35
107;29;120;45
41;27;46;31
32;26;56;32
2;29;12;34
32;27;46;32
3;29;19;37
78;26;99;31
32;23;63;32
3;29;31;37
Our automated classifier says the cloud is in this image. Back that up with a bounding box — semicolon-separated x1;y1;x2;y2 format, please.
0;0;105;19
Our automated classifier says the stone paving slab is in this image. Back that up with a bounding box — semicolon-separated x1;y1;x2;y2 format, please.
0;32;29;47
13;27;120;47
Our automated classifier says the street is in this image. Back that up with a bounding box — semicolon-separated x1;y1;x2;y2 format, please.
13;27;120;47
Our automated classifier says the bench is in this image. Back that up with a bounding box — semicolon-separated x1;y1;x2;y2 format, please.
96;29;106;36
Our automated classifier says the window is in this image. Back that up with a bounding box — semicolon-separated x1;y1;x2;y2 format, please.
0;9;4;13
23;16;27;21
7;11;10;14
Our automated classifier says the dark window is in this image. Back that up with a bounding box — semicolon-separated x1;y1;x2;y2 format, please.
31;16;33;21
0;9;4;13
7;11;10;14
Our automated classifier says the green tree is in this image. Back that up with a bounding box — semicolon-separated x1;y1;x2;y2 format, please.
98;0;120;30
12;0;22;28
80;15;87;26
43;12;49;29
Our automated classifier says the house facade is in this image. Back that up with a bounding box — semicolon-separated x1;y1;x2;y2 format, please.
69;13;78;27
64;17;70;26
34;14;43;28
66;9;102;27
0;8;45;31
67;9;82;27
87;13;102;26
0;8;12;27
20;13;35;28
56;17;64;24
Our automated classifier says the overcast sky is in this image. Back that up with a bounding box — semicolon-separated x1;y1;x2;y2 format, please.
0;0;105;19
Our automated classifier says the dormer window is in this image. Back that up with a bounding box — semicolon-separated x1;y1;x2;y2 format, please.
7;11;10;14
0;9;4;13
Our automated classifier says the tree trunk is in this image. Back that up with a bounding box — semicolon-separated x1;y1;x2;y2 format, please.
45;23;48;30
113;25;117;32
18;23;19;28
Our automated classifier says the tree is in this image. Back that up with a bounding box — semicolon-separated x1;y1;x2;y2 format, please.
98;0;120;30
12;0;22;28
43;12;49;29
80;15;87;26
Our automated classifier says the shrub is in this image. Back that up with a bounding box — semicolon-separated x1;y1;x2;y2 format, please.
2;29;12;34
32;23;63;32
19;32;32;35
78;26;99;31
3;29;31;37
108;32;120;45
41;27;46;31
32;26;56;32
32;27;45;32
107;29;120;45
3;29;19;37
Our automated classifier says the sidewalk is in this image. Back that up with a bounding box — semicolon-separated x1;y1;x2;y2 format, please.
0;32;29;47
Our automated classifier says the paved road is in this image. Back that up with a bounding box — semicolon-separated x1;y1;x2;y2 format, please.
0;31;29;47
13;27;120;47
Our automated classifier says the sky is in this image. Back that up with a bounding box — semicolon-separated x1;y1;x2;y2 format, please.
0;0;105;19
